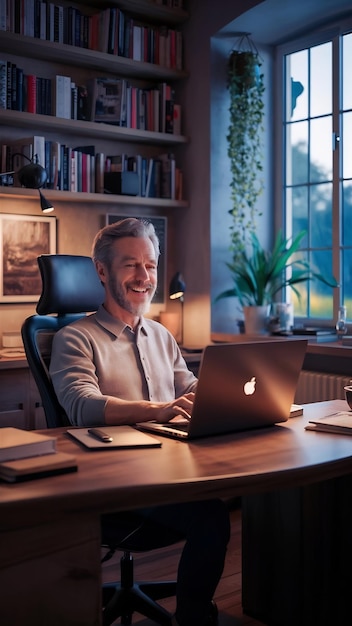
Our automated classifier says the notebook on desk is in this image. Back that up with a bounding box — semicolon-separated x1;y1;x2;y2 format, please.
138;339;307;440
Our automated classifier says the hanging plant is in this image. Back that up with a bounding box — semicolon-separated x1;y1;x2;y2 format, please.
227;34;265;261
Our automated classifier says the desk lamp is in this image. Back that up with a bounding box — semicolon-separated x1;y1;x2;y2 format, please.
0;153;54;213
169;271;186;345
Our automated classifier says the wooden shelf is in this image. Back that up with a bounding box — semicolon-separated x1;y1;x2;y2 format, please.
0;31;188;81
0;186;188;208
0;2;189;212
75;0;189;25
0;109;188;145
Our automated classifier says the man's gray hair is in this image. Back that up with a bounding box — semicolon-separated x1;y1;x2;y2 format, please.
92;218;160;269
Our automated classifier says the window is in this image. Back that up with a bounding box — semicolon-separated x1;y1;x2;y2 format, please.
278;20;352;323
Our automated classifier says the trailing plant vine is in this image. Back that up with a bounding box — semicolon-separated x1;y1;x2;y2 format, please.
227;34;265;261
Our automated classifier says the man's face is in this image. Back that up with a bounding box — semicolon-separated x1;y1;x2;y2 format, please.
100;236;158;318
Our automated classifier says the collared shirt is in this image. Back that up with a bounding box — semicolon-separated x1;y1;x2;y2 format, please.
50;305;197;427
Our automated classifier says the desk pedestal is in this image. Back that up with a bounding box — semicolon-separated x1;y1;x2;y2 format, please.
0;514;102;626
242;475;352;626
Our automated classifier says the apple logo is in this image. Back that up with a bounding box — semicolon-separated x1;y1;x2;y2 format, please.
244;376;256;396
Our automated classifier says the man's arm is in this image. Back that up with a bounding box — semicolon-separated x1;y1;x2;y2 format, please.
104;392;196;425
50;316;197;428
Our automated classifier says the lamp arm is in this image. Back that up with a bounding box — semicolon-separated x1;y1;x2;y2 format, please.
11;152;39;165
0;153;40;176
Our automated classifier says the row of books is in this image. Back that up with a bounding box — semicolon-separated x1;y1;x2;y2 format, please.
0;1;183;70
89;77;181;134
0;136;183;200
0;63;181;133
0;62;89;120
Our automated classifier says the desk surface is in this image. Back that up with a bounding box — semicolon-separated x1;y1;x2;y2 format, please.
1;400;352;531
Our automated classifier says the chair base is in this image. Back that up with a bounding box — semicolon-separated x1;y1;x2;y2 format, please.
102;580;176;626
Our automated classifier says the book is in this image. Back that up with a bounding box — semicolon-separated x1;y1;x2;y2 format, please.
0;451;77;483
55;74;71;119
0;59;6;109
292;327;336;336
173;103;182;135
145;158;155;197
305;411;352;435
89;77;124;124
290;404;303;417
77;84;89;121
0;427;57;462
292;327;338;342
25;73;37;113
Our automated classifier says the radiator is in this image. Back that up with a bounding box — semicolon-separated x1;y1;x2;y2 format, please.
294;371;352;404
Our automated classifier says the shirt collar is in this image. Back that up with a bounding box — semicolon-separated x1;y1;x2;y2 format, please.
95;305;149;338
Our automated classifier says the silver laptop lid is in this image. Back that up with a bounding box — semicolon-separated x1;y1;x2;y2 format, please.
186;339;307;439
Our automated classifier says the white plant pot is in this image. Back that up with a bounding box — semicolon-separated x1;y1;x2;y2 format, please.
243;305;270;335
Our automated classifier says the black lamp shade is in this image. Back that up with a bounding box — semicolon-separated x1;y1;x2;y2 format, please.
39;189;54;213
18;162;48;189
169;272;186;300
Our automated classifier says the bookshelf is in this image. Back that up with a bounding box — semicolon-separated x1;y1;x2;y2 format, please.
0;0;189;208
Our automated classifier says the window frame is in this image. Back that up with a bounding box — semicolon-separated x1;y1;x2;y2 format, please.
275;18;352;326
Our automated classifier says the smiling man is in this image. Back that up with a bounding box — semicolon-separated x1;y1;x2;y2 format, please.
50;218;230;626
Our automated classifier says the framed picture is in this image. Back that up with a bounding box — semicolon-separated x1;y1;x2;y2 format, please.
106;214;167;306
0;213;56;303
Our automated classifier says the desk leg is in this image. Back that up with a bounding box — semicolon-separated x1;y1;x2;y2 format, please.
0;513;102;626
242;475;352;626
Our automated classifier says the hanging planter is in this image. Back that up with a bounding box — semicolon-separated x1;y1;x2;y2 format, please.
228;49;260;89
226;34;265;260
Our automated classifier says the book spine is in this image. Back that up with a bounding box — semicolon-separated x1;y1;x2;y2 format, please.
0;0;7;31
71;82;77;120
55;75;71;119
6;61;12;109
0;60;7;109
16;66;24;111
39;0;46;39
165;85;174;134
26;73;37;113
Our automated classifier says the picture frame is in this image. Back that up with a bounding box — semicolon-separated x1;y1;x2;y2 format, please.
106;214;167;306
0;213;56;303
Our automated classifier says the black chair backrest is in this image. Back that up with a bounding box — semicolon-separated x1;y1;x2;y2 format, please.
21;254;105;428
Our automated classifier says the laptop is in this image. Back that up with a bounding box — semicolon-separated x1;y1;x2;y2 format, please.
138;339;307;440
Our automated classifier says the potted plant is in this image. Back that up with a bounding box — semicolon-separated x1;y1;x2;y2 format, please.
226;35;265;259
215;230;338;333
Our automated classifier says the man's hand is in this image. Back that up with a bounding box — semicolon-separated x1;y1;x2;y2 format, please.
155;392;195;423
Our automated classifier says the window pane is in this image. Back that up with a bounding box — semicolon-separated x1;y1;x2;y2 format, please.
310;42;332;117
310;116;332;182
287;121;308;185
287;49;307;121
343;33;352;110
342;111;352;179
310;182;332;248
342;249;352;314
291;186;308;237
342;180;352;246
310;250;334;318
291;276;308;317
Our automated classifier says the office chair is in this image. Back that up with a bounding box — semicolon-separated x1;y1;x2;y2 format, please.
21;254;181;626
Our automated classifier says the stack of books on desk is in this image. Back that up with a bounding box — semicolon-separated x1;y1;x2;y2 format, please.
0;427;77;482
291;327;338;342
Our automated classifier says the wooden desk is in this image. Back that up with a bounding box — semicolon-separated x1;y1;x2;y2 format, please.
1;400;352;625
